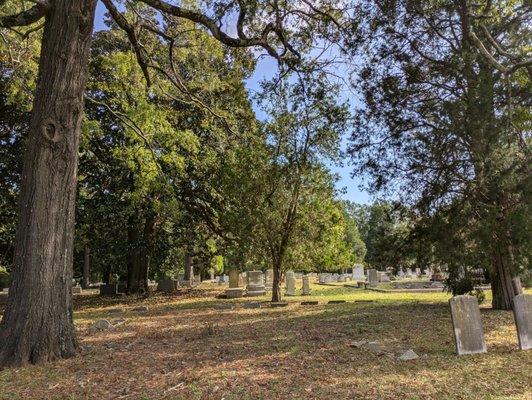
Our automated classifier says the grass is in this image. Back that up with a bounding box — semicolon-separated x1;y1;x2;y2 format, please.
0;283;530;400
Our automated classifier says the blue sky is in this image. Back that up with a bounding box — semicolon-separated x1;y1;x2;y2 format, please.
94;2;371;204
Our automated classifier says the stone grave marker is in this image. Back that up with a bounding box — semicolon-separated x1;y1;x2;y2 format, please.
246;270;266;297
99;283;118;296
449;295;487;355
352;265;365;280
225;269;245;298
301;275;311;295
285;271;296;296
367;269;378;286
158;278;178;293
512;294;531;350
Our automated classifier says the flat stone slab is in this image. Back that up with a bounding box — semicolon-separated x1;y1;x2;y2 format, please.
328;300;347;304
513;294;531;350
301;301;319;305
243;302;262;309
449;295;487;355
214;304;235;310
270;302;289;308
398;349;419;361
132;306;149;312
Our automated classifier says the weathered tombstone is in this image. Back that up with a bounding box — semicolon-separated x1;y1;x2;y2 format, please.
415;267;421;276
285;271;296;296
512;294;531;350
367;269;378;286
301;276;311;295
72;285;82;295
99;283;118;296
338;274;346;283
158;277;179;293
406;268;413;277
194;274;201;284
380;273;391;283
397;269;405;278
449;295;487;355
352;265;365;280
225;269;245;298
246;270;266;297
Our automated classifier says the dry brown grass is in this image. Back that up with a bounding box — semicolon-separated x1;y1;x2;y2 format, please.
0;284;530;400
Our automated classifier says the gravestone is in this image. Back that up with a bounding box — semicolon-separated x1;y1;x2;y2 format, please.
352;265;365;280
158;278;178;293
318;273;326;284
380;273;390;283
415;268;421;276
512;294;531;350
367;269;378;286
194;274;201;284
406;268;413;277
397;269;405;278
301;276;311;295
246;270;266;297
225;269;244;298
72;285;82;295
449;295;487;355
338;274;346;283
285;271;296;296
99;283;118;296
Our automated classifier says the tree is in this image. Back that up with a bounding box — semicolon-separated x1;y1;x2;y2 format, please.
0;0;351;366
348;0;530;309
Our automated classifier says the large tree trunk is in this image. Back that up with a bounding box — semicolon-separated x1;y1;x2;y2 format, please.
0;0;97;367
491;243;522;310
184;252;193;282
82;244;90;289
271;262;282;302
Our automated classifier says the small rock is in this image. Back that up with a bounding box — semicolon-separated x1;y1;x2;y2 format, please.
349;340;368;348
132;306;149;312
90;319;115;332
398;349;419;361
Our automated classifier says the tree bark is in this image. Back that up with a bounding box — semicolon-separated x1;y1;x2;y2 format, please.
491;243;522;310
82;244;90;289
0;0;98;367
271;262;282;302
184;252;193;282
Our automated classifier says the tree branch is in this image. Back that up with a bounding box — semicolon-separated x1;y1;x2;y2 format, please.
101;0;151;86
0;2;49;28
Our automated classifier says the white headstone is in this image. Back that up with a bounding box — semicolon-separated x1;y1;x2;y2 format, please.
301;276;310;295
285;271;296;296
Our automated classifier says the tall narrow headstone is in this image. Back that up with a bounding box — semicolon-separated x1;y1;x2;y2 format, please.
225;269;244;298
367;269;378;286
301;276;310;295
512;294;532;350
352;265;365;280
285;271;296;296
246;270;266;296
449;295;487;355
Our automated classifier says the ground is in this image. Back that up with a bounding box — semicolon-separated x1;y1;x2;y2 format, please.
0;283;531;400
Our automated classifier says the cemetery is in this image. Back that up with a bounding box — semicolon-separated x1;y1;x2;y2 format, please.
1;273;531;399
0;1;531;399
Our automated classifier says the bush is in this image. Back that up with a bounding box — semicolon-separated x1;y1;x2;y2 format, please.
445;276;485;304
0;266;10;290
